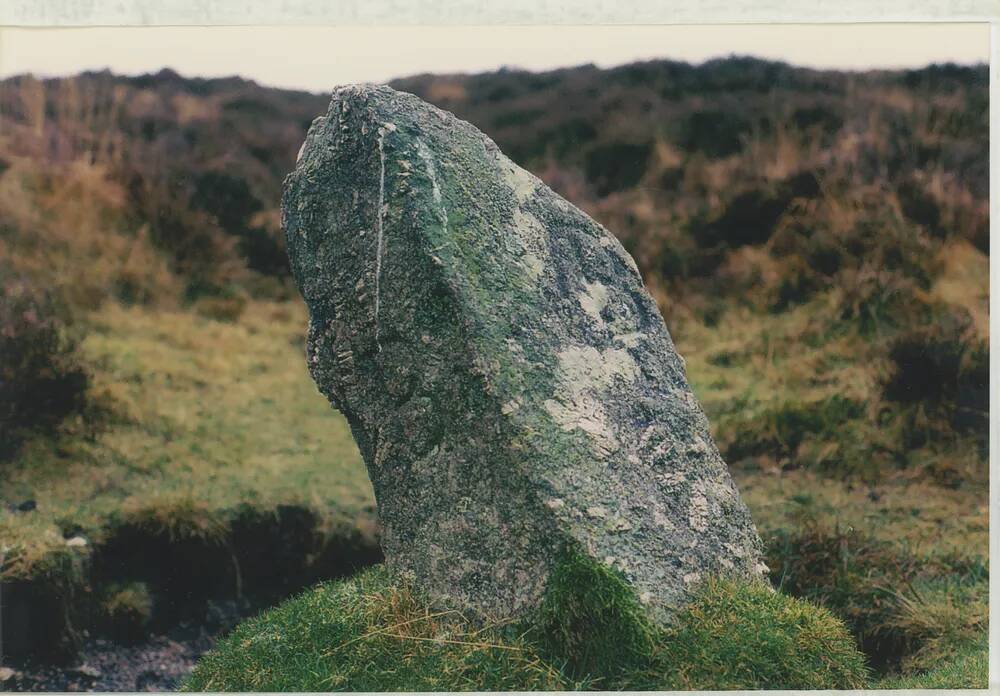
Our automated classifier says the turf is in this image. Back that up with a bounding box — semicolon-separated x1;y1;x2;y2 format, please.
184;564;869;692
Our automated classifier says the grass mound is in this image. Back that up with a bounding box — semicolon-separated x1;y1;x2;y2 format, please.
185;563;869;691
644;576;868;689
184;566;571;692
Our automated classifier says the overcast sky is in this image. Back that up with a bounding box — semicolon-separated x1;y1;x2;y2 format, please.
0;24;990;93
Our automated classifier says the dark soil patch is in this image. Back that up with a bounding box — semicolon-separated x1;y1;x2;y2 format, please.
8;616;230;691
2;504;383;680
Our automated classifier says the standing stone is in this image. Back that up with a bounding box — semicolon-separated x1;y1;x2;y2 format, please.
283;84;765;625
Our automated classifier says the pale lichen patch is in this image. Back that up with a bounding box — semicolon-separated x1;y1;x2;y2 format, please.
608;517;633;533
500;153;542;203
510;208;550;280
656;471;686;489
544;345;640;456
585;506;608;519
652;508;676;530
688;481;711;533
501;399;521;415
544;396;620;456
557;346;638;391
613;331;643;348
520;252;545;281
578;281;609;324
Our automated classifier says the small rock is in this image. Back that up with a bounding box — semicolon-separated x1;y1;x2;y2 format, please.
585;506;608;519
62;524;85;539
65;536;88;548
69;664;100;680
17;499;36;512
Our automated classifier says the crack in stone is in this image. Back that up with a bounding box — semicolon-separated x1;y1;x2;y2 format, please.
374;123;395;352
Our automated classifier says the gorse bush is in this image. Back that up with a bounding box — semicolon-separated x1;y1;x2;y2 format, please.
0;274;89;457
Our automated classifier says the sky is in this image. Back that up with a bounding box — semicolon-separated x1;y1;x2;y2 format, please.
0;24;991;93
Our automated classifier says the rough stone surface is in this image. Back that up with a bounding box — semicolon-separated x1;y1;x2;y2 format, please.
283;84;766;625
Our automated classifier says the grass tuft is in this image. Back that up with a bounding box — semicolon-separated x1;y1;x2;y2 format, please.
875;632;987;689
117;493;228;544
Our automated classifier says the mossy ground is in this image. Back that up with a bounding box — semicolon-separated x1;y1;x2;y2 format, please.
184;562;870;692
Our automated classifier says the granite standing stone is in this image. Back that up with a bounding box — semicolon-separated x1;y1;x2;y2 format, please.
283;84;766;624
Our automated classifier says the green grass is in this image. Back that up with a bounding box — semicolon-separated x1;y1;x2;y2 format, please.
677;289;988;487
672;298;988;688
642;576;868;690
185;564;869;691
0;300;374;581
